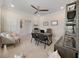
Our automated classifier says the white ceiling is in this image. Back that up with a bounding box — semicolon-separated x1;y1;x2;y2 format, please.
0;0;76;15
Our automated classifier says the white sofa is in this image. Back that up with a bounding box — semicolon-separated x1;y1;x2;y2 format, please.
0;32;20;45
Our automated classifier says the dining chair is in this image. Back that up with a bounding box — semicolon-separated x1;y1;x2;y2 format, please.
38;33;48;49
46;28;53;45
31;33;39;45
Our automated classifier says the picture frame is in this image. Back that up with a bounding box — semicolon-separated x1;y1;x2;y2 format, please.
34;24;38;26
43;21;49;26
51;20;58;26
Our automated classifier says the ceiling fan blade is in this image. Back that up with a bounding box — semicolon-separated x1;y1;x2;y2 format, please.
39;9;48;11
31;5;38;10
34;11;38;14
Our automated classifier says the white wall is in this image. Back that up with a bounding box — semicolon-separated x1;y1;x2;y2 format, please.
2;8;32;35
0;8;1;32
1;8;65;39
1;7;66;41
32;10;66;41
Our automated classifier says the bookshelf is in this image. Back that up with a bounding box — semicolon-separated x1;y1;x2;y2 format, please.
66;1;76;36
64;1;77;49
76;0;79;50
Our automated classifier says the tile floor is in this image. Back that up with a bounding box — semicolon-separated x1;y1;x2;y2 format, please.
0;34;57;58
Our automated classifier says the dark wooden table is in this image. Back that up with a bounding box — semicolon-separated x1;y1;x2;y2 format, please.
32;32;52;45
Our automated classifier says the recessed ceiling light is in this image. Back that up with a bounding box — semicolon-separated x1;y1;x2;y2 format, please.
11;4;14;7
60;6;64;10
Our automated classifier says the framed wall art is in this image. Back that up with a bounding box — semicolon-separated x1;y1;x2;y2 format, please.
51;20;58;26
43;21;49;26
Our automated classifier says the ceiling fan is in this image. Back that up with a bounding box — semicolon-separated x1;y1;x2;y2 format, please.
31;5;49;14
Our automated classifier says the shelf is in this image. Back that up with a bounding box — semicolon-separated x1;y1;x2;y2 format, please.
67;20;75;22
66;22;76;26
67;10;76;12
66;22;76;23
66;1;77;40
65;33;76;37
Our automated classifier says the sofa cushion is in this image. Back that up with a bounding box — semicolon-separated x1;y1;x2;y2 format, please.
0;32;19;44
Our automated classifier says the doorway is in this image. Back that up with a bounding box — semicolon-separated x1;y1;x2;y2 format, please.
20;19;32;37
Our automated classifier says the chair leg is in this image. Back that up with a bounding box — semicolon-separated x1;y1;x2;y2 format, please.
36;40;39;46
44;41;47;49
1;44;4;48
37;40;39;46
31;38;32;42
35;41;37;45
35;39;37;45
44;43;46;49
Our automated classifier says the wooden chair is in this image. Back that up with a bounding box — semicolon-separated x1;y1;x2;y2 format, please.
0;37;2;47
38;33;48;49
46;28;52;45
31;33;39;45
